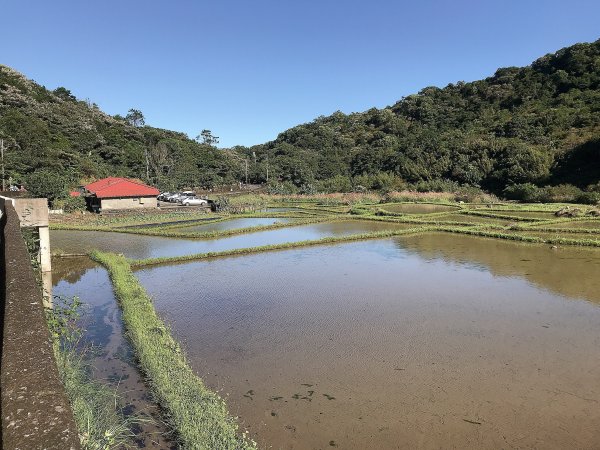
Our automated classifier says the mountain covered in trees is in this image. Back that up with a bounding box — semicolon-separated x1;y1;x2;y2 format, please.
1;38;599;201
0;65;245;194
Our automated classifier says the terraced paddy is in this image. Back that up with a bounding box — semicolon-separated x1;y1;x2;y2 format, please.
379;203;460;214
134;235;600;449
51;219;410;259
513;230;600;242
49;201;600;449
529;219;600;230
172;217;295;233
51;257;175;448
484;210;557;220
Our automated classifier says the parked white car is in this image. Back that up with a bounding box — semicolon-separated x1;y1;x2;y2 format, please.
181;197;208;206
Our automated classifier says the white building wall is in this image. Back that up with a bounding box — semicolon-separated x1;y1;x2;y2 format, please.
100;197;158;210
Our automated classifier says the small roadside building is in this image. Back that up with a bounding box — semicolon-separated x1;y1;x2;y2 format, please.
84;177;159;212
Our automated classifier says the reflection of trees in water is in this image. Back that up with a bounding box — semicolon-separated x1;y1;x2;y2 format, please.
51;257;97;286
393;233;600;304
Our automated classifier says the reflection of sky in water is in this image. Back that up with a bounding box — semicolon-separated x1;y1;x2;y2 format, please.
134;237;600;450
52;264;115;348
50;220;408;259
175;217;293;233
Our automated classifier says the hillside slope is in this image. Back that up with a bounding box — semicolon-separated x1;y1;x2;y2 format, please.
246;39;600;193
1;39;599;198
0;65;242;190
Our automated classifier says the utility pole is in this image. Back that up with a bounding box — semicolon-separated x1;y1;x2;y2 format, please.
266;154;269;183
144;148;150;180
245;157;249;184
1;139;5;192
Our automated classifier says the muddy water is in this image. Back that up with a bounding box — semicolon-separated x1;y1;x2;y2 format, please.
515;231;600;242
173;217;294;233
381;203;459;214
50;220;407;259
135;235;600;450
52;257;174;448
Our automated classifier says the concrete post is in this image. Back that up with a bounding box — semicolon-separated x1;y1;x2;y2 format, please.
38;225;51;273
42;271;53;308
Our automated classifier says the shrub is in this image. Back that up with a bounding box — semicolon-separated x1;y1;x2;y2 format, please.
503;183;543;202
540;184;582;202
267;181;298;195
576;191;600;205
315;175;353;193
411;179;461;193
54;195;88;212
586;182;600;193
454;186;488;203
352;173;405;192
24;169;70;205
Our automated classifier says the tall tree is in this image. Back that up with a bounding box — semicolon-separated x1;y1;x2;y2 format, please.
196;129;219;146
125;109;145;127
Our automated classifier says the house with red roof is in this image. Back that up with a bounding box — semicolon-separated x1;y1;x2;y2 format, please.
84;177;159;211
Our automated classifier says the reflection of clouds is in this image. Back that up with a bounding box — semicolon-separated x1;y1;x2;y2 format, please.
394;233;600;304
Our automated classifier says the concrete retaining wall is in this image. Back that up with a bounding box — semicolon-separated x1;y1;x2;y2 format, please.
0;197;81;449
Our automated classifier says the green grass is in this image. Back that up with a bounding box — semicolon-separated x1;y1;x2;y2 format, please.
90;251;257;450
53;343;139;449
46;295;141;450
459;210;547;222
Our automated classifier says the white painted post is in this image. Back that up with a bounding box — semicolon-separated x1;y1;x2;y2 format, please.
38;225;51;273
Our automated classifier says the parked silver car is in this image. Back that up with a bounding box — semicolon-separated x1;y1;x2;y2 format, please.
170;191;195;202
181;197;208;206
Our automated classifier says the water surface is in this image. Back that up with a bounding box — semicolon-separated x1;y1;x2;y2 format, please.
173;217;294;233
51;220;407;259
52;257;174;448
531;219;600;230
135;235;600;449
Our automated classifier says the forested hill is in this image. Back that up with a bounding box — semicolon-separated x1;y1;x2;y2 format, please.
0;65;244;191
1;39;599;199
245;39;600;194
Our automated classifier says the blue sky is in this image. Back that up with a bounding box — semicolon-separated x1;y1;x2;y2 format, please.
1;0;599;147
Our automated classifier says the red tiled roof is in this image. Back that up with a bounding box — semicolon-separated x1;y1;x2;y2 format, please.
84;177;159;199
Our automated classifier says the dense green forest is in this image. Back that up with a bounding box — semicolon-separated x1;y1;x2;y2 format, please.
1;38;599;203
0;65;245;197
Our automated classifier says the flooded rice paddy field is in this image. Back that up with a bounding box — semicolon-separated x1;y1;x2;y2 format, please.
529;219;600;230
133;234;600;449
171;217;295;233
50;220;410;259
484;210;557;220
416;213;511;225
52;257;175;449
513;231;600;242
50;214;600;449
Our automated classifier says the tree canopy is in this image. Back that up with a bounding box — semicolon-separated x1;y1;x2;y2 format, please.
0;39;599;200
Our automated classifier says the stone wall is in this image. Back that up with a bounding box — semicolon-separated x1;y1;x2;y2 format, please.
0;197;81;449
